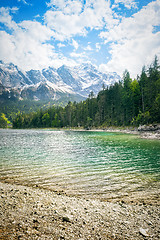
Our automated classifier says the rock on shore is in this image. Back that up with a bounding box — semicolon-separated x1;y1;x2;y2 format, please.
0;182;159;240
96;124;160;140
138;124;160;132
138;124;160;140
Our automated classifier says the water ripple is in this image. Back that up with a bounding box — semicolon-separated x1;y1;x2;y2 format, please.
0;129;160;197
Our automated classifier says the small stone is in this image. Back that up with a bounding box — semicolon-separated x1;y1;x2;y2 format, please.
33;226;38;230
147;221;152;225
33;219;39;224
62;216;70;223
139;228;148;237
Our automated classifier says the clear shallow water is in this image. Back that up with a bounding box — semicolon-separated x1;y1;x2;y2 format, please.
0;129;160;198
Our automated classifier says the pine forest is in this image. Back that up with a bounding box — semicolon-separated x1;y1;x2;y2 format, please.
10;57;160;129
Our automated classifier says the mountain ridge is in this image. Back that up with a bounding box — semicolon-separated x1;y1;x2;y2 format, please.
0;60;121;102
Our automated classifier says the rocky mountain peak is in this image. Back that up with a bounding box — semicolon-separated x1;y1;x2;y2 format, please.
0;60;121;102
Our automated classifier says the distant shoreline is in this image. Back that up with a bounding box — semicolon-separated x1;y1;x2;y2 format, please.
1;125;160;140
87;127;160;140
52;125;160;140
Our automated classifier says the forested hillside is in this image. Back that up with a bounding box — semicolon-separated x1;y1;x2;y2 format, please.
12;57;160;129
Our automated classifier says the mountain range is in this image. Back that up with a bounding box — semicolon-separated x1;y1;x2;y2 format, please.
0;60;121;103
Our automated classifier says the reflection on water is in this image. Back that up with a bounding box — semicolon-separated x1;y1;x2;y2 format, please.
0;129;160;198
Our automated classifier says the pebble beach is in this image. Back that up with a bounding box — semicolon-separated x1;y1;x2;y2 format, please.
0;181;159;240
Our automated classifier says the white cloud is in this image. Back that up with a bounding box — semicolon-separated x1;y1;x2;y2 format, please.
10;7;19;13
44;10;86;41
0;7;18;30
47;0;67;10
70;52;85;58
99;0;160;77
114;0;137;9
0;1;119;70
72;39;79;50
70;51;89;64
0;7;76;70
44;0;117;41
96;43;101;51
19;20;54;42
57;43;66;48
0;31;16;64
17;0;30;5
84;45;93;51
47;0;83;14
1;0;159;77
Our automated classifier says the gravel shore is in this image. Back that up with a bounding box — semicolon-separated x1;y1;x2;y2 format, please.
71;126;160;140
0;181;159;240
105;128;160;140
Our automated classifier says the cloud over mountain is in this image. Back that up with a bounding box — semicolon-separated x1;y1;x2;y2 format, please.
0;0;159;78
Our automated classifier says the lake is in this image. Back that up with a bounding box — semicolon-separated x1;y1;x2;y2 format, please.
0;129;160;199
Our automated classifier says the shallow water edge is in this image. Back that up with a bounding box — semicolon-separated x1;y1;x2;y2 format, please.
0;128;160;239
0;128;159;201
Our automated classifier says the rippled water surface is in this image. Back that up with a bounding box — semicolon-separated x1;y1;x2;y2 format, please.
0;129;160;198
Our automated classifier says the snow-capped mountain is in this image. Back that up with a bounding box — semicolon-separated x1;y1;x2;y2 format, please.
0;61;32;88
0;60;121;102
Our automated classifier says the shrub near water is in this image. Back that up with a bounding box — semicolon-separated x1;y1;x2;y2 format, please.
0;113;11;128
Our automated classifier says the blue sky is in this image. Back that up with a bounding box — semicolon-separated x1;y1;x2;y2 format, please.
0;0;160;78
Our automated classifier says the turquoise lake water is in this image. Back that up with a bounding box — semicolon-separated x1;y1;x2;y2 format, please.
0;129;160;198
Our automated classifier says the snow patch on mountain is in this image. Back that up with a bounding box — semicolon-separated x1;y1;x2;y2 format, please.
0;60;121;101
45;80;74;94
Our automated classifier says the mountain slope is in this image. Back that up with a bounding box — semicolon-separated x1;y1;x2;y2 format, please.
0;60;121;102
0;61;32;88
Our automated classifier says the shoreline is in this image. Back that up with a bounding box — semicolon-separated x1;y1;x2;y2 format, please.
1;125;160;140
0;127;159;239
67;126;160;140
0;181;159;240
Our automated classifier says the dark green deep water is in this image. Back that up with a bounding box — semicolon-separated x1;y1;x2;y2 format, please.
0;129;160;198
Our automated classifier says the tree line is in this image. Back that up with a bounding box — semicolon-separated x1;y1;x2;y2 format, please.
13;57;160;129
